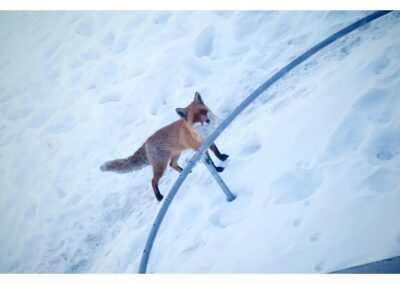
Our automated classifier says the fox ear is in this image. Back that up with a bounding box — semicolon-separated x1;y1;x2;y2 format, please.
194;92;204;105
176;108;187;118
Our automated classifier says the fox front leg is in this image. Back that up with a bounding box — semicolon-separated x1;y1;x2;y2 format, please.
205;151;224;173
210;143;229;161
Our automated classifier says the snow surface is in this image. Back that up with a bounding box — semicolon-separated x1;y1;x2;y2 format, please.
0;11;400;273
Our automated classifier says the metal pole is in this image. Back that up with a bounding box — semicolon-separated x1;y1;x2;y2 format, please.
202;155;236;202
138;11;392;274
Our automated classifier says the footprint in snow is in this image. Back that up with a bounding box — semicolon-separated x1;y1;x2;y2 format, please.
194;25;215;58
67;259;89;273
371;44;400;77
270;169;323;204
240;139;262;156
323;112;368;163
99;93;122;104
56;186;67;199
372;55;390;75
353;88;394;125
174;201;203;228
309;232;320;242
314;261;326;273
180;241;202;255
362;167;400;194
292;217;302;227
233;12;266;42
108;35;131;54
123;14;147;33
97;62;118;85
2;105;33;120
363;128;400;166
75;20;93;37
44;115;77;135
42;40;62;60
153;11;171;25
27;111;53;129
81;48;101;62
100;32;115;47
237;133;262;159
208;192;251;228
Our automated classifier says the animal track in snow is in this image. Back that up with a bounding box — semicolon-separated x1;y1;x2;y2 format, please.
194;25;215;57
240;140;261;156
100;32;115;47
2;105;33;120
324;112;368;162
180;241;202;255
270;169;323;204
123;14;147;33
97;62;118;86
67;259;89;273
174;201;203;230
55;186;67;198
353;88;393;124
153;11;171;25
85;233;103;250
372;55;390;75
309;233;321;242
44;115;77;135
99;93;122;104
363;128;400;166
362;168;400;193
183;57;212;76
27;110;53;129
233;12;266;42
314;261;325;272
75;20;93;37
81;48;101;62
208;210;246;229
292;218;302;227
42;40;62;60
209;192;251;228
113;37;130;54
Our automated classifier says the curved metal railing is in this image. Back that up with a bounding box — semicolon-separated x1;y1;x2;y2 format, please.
138;10;392;273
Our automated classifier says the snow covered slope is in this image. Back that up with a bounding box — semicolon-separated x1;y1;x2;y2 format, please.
0;11;399;273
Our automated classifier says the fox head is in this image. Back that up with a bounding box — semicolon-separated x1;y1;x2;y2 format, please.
176;92;211;126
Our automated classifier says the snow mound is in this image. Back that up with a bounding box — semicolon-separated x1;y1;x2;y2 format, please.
0;11;399;273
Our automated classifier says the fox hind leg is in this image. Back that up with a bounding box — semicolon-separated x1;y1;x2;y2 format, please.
169;154;183;173
151;163;167;202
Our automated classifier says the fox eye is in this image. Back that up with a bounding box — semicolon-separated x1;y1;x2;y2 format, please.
200;110;208;116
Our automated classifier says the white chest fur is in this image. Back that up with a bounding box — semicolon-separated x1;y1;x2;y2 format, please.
191;111;220;142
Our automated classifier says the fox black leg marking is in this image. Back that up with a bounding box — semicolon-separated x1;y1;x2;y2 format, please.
151;164;167;202
205;151;224;172
210;143;229;161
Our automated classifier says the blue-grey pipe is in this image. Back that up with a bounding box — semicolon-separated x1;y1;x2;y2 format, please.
203;155;236;202
138;10;392;274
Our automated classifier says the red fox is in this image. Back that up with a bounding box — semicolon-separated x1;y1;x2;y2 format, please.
100;92;229;201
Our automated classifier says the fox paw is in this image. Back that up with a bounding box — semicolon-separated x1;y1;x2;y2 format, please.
216;166;225;173
218;154;229;161
156;194;164;202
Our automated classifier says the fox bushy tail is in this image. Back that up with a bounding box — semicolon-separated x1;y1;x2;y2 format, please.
100;144;149;173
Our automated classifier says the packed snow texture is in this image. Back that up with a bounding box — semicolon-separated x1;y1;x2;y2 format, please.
0;11;400;273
